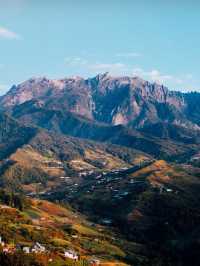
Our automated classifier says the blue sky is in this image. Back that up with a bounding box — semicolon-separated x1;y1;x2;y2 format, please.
0;0;200;94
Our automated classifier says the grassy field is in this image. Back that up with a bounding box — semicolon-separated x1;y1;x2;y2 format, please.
0;194;131;265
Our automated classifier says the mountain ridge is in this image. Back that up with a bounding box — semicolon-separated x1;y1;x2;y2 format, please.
1;74;200;265
1;74;200;163
1;74;199;130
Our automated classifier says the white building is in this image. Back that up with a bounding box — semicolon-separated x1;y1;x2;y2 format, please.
23;246;30;254
0;236;5;246
32;242;46;253
64;249;78;260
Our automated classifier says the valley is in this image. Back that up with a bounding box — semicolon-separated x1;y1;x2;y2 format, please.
0;74;200;265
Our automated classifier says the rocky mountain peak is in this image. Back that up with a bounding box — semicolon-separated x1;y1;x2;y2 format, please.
0;74;199;130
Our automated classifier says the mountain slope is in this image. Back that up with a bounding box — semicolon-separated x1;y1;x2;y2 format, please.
0;74;200;266
0;113;37;160
1;74;200;132
7;100;198;161
49;159;200;266
0;112;152;192
0;190;130;265
140;122;200;144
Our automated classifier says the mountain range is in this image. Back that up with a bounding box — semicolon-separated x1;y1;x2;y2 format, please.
1;73;200;162
1;73;200;130
0;73;200;265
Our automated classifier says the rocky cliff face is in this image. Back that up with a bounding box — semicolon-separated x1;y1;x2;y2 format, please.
0;73;199;131
1;77;94;120
88;73;186;127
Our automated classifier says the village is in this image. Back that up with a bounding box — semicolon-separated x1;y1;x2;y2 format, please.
0;235;101;265
16;158;180;266
35;158;179;212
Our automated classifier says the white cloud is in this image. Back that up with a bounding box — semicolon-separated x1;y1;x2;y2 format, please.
0;84;9;95
185;74;193;80
64;57;181;84
147;70;173;83
0;26;21;40
132;67;185;85
64;56;127;75
89;62;126;73
64;56;196;90
64;57;88;66
0;84;7;89
116;52;142;58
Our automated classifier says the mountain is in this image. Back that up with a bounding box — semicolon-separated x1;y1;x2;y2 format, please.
0;113;37;160
0;112;152;192
2;99;196;162
1;74;200;163
1;74;200;265
1;73;200;131
42;158;200;266
140;121;200;144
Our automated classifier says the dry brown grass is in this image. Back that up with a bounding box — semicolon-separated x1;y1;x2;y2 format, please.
84;148;130;170
10;146;65;177
131;160;176;185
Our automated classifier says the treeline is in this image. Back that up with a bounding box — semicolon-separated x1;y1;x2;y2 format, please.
0;189;29;211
